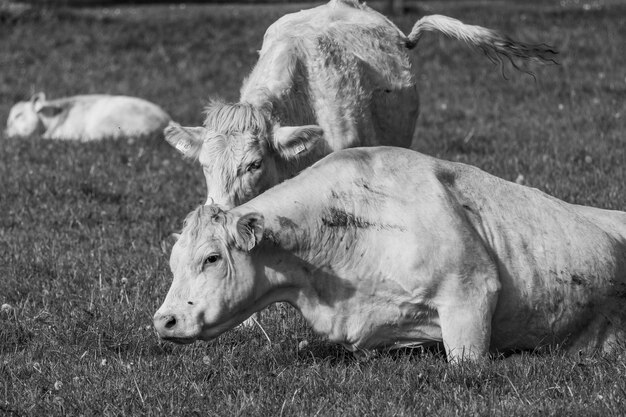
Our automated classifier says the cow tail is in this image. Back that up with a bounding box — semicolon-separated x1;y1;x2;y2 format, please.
404;15;558;77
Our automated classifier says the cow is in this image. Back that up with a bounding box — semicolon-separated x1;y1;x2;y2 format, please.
5;93;171;141
164;0;556;208
154;145;626;361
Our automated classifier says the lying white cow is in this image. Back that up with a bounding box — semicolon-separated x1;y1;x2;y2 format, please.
165;0;555;208
5;93;171;141
154;145;626;361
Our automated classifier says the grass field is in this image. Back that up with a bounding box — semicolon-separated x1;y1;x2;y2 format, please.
1;1;626;415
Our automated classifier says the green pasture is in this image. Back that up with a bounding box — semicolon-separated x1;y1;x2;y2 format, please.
1;1;625;415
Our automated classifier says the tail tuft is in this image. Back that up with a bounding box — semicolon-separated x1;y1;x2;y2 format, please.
406;15;558;78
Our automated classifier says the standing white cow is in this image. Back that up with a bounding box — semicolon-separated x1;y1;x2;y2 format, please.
165;0;555;208
5;93;171;141
154;145;626;361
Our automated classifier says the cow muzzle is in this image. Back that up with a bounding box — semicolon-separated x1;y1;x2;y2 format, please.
153;311;198;344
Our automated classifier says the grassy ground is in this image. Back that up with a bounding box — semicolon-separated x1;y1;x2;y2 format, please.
1;1;625;415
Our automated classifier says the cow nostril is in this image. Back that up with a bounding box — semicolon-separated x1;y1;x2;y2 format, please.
164;315;177;329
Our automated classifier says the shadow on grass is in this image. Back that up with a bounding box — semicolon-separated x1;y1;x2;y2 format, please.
297;340;448;366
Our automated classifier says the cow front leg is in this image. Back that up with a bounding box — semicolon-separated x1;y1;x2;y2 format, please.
436;272;500;362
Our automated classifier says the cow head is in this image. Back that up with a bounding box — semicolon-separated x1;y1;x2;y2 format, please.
5;93;47;138
153;205;266;343
164;102;323;208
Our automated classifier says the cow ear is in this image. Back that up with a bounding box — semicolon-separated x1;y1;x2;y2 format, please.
160;233;180;255
30;92;46;105
273;125;323;160
164;121;205;160
234;212;264;251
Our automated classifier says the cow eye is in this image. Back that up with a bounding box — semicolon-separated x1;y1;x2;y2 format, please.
203;254;221;268
246;160;262;172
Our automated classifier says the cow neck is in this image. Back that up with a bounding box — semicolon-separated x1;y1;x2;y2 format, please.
242;190;360;334
38;113;57;135
254;234;349;338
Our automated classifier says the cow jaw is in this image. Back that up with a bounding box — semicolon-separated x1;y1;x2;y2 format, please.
154;282;273;344
154;306;251;344
154;278;257;344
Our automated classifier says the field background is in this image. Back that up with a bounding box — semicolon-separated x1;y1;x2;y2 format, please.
1;0;626;415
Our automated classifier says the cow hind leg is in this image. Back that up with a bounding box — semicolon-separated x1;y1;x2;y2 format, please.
568;300;626;355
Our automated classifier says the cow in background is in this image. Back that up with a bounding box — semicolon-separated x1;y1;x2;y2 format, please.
165;0;556;208
6;93;171;141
